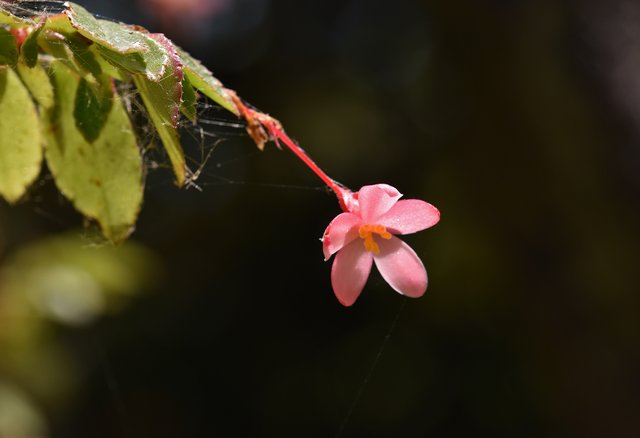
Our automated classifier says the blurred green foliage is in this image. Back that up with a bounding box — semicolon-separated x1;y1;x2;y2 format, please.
0;233;157;437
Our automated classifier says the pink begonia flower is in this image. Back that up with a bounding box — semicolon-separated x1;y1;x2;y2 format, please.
228;98;441;307
322;184;440;306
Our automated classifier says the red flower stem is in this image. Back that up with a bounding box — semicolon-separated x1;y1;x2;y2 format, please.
269;125;352;211
230;93;352;211
271;127;346;195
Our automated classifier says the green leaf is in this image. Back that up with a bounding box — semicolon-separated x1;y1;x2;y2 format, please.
15;62;54;109
181;74;198;123
65;31;104;78
176;47;238;114
96;20;167;81
36;30;80;74
20;20;44;67
0;27;18;66
88;44;125;81
37;35;70;61
39;27;123;81
0;67;43;203
64;3;147;54
74;77;113;143
64;3;167;81
133;34;186;186
44;61;143;243
96;36;166;82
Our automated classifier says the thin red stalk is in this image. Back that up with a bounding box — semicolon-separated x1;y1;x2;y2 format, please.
230;93;352;211
269;127;342;194
270;125;352;211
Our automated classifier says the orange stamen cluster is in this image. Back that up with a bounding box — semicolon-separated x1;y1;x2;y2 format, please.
359;224;392;254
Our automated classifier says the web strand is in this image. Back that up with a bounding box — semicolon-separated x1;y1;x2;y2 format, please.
0;0;67;17
334;297;407;438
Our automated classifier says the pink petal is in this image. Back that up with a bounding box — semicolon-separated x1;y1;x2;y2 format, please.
378;200;440;235
322;212;361;260
331;240;373;306
358;184;402;223
338;188;360;215
373;236;427;298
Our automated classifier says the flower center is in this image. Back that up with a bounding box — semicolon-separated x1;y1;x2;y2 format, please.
358;224;392;254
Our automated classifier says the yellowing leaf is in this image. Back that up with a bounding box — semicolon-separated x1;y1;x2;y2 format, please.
0;67;43;203
0;11;16;25
44;62;143;243
0;9;29;26
15;62;54;110
41;10;75;35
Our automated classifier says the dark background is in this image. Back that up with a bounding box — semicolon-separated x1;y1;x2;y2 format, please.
1;0;640;436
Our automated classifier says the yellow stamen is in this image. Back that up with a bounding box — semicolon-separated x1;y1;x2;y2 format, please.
358;224;392;254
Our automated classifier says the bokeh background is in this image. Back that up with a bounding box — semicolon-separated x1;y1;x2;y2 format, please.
1;0;640;436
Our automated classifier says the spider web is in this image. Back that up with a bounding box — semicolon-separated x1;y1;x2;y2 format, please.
0;0;66;17
117;79;328;195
